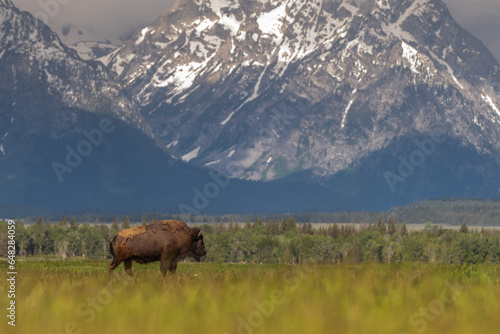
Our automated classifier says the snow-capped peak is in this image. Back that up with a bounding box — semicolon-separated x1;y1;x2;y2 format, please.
104;0;500;181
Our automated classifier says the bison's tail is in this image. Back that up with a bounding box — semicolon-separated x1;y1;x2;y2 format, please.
109;239;115;258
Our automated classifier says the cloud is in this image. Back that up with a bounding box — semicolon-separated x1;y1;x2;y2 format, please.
10;0;500;61
12;0;177;44
443;0;500;62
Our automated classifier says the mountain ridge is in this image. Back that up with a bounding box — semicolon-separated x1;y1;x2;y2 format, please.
105;0;500;181
0;1;153;140
1;0;500;215
0;0;365;216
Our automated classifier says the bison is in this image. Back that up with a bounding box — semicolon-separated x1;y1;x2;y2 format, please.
109;220;206;276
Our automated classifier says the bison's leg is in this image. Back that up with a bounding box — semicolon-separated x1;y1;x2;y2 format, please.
160;253;172;276
168;260;178;274
109;259;122;275
124;259;134;276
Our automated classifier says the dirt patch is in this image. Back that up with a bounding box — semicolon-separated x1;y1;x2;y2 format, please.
118;225;148;241
160;220;191;234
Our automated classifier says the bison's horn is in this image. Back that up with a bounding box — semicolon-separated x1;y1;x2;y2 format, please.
197;230;202;237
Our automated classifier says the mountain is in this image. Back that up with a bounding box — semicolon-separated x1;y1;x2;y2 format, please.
0;0;151;138
70;41;117;61
1;0;500;216
0;0;353;216
0;0;157;212
0;0;190;214
104;0;500;184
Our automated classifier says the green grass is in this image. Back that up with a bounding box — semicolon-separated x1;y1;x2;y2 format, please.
1;259;499;334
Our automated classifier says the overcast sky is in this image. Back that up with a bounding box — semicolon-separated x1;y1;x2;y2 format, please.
11;0;500;61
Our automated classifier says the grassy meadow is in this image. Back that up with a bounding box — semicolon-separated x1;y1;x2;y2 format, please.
1;259;499;334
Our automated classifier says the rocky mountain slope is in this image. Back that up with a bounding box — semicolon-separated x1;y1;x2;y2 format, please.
0;0;181;213
1;0;500;215
0;0;346;216
0;0;152;147
104;0;500;182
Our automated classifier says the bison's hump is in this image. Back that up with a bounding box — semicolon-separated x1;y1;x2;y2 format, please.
117;225;147;241
160;220;192;235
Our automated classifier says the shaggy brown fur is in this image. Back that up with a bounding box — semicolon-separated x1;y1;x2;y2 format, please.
109;220;206;276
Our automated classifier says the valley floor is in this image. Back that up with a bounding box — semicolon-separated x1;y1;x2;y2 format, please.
1;259;499;334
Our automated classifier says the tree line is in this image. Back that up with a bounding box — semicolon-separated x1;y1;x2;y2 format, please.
1;216;499;265
22;198;500;226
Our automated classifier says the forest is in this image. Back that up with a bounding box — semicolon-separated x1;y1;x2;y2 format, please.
20;198;500;226
1;216;499;265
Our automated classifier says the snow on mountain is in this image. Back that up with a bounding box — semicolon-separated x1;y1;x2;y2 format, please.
0;1;151;141
2;0;500;213
69;41;117;61
103;0;500;181
0;0;160;186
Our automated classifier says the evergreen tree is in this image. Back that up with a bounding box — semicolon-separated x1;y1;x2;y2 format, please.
253;218;264;228
141;218;147;226
376;217;386;233
217;221;226;233
329;224;340;239
266;220;279;236
279;218;287;233
400;223;408;236
340;225;346;238
111;219;120;234
69;217;79;231
99;223;109;240
280;217;297;234
459;221;469;233
121;217;131;230
41;230;54;255
266;220;274;235
388;217;396;236
437;225;444;237
26;237;35;256
305;222;314;235
244;220;252;229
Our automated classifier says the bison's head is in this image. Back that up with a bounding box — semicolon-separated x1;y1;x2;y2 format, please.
190;228;207;262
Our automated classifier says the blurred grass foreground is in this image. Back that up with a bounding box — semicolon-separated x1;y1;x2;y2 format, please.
1;260;499;334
